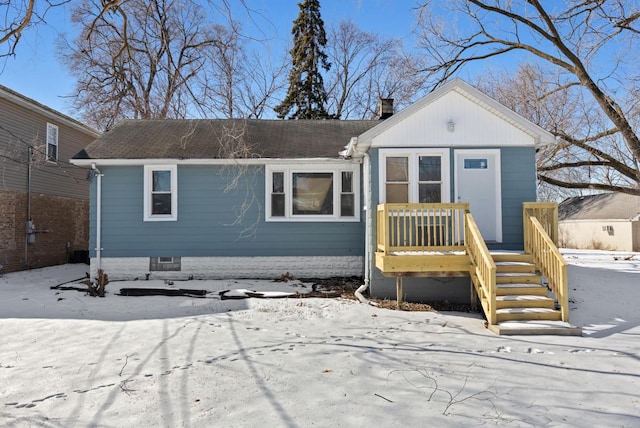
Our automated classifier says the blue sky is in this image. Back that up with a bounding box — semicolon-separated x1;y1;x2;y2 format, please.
0;1;423;118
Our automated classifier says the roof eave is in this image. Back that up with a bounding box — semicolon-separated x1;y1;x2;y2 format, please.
70;157;362;167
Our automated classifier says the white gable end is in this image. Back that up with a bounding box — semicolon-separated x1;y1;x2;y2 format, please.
370;90;537;148
345;79;555;158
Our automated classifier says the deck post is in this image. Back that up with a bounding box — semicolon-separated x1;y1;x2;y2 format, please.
396;275;403;309
470;280;478;311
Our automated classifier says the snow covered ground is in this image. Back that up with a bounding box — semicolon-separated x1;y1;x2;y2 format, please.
1;249;639;427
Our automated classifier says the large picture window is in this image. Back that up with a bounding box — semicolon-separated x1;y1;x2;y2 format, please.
292;172;333;215
266;164;359;221
380;150;450;204
144;165;178;221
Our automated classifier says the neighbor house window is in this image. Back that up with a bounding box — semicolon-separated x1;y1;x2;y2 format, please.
46;123;58;161
266;164;359;221
144;165;178;221
380;149;450;204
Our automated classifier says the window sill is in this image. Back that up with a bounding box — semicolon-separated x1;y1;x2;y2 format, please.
144;216;178;222
266;216;360;223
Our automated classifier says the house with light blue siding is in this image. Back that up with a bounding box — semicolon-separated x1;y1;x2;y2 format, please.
72;79;573;332
341;79;553;303
72;119;377;281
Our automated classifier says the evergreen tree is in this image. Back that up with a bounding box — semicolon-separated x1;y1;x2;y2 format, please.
275;0;332;119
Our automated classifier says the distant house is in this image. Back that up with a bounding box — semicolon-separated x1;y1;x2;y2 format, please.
559;192;640;251
72;79;573;332
0;85;100;273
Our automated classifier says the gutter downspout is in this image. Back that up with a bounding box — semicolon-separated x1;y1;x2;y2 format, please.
91;163;103;272
355;151;376;306
25;146;32;268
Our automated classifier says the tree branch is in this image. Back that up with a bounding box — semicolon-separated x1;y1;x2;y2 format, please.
538;174;640;196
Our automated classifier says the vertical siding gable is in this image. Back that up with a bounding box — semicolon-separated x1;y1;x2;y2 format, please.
370;91;537;149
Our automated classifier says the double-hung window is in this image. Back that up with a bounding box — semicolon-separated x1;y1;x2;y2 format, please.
266;164;359;221
144;165;178;221
46;123;58;161
380;149;450;203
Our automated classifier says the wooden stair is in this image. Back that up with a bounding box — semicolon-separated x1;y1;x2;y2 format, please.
487;253;580;336
493;253;559;322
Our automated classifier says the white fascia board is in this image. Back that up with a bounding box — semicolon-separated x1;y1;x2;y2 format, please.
70;157;362;167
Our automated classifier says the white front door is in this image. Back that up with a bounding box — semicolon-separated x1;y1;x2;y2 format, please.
455;150;502;242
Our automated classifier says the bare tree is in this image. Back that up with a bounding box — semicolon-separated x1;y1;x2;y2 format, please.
417;0;640;195
62;0;227;130
359;50;428;119
476;63;605;200
198;21;287;119
326;20;427;119
0;0;70;58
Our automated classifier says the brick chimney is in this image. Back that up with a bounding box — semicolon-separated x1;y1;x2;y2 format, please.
378;98;394;120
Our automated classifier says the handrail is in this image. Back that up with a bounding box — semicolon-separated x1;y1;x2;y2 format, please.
376;203;469;254
523;202;558;245
524;208;569;322
465;211;497;325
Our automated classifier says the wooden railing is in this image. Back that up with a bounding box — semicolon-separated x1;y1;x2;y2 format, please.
524;204;569;322
465;211;497;325
376;203;469;254
376;202;567;326
523;202;558;245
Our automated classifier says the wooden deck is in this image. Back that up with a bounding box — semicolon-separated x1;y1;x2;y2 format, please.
375;202;575;335
376;203;470;274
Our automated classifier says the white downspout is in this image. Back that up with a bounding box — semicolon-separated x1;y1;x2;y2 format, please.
355;151;376;305
91;164;103;272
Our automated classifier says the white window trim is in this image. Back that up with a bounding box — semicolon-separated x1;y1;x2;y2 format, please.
265;163;360;222
46;123;58;162
379;148;450;203
144;164;178;222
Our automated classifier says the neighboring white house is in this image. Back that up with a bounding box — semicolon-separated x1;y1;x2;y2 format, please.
559;192;640;252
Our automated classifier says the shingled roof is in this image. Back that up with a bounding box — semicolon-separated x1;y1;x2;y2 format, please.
559;192;640;221
73;119;378;160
